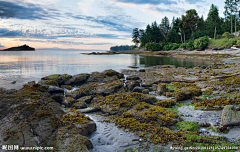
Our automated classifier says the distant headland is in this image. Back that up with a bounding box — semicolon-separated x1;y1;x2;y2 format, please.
1;44;35;51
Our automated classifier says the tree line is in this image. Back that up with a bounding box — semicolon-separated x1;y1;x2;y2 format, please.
110;45;131;51
132;1;240;48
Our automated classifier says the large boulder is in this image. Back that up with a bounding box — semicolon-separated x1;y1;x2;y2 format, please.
141;81;155;87
125;80;140;90
132;86;144;93
51;93;64;104
72;102;87;109
87;72;119;83
92;81;125;96
221;105;240;127
62;97;76;107
41;74;72;85
101;69;124;79
175;87;202;101
64;74;90;85
76;96;93;104
65;84;97;99
126;75;140;80
47;86;64;94
156;83;167;95
38;80;59;87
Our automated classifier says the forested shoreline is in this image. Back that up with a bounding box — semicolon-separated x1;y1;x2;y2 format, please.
131;1;240;51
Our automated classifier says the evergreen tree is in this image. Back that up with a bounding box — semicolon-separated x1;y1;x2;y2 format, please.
182;9;199;41
206;4;221;39
132;28;140;46
159;16;171;42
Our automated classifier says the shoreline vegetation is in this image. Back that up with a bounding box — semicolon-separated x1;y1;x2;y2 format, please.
1;44;35;51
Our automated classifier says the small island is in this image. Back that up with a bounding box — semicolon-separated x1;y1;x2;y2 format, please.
1;44;35;51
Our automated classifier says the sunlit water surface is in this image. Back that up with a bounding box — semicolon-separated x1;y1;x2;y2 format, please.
0;49;211;89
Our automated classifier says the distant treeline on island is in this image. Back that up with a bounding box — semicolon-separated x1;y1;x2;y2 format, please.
1;44;35;51
110;45;130;51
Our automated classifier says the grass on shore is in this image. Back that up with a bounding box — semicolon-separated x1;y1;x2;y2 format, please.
209;37;240;47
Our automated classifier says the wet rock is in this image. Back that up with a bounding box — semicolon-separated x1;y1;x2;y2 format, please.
92;81;125;96
125;80;140;90
61;85;73;90
62;97;76;107
76;96;93;104
38;80;59;87
47;86;64;94
11;81;16;84
139;69;146;72
77;107;101;113
156;83;167;95
128;66;139;68
87;72;119;83
41;74;72;85
65;84;97;99
126;75;140;80
64;74;90;85
141;81;155;87
51;93;64;104
101;69;124;79
132;86;144;93
5;89;17;94
221;105;240;127
191;97;203;104
140;96;157;104
142;89;149;94
72;102;87;109
175;87;202;101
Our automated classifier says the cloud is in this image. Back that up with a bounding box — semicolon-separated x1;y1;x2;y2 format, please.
185;0;205;4
115;0;177;5
0;1;59;20
65;13;133;33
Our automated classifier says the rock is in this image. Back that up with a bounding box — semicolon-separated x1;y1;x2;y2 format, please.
87;72;119;83
92;81;125;96
142;89;149;94
38;80;59;87
5;89;17;94
132;86;144;93
141;81;155;87
140;95;157;104
139;69;146;72
191;97;203;104
125;80;140;90
62;97;76;107
156;83;167;95
11;81;16;84
201;65;207;69
51;93;64;104
128;66;139;68
77;107;101;113
221;105;240;127
154;65;176;69
126;76;140;80
175;87;202;101
72;102;87;109
76;96;93;104
65;84;97;99
101;69;124;79
61;85;73;90
41;74;72;85
64;74;90;85
47;86;64;94
152;84;157;90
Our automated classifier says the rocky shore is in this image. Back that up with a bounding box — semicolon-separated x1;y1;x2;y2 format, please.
1;55;240;151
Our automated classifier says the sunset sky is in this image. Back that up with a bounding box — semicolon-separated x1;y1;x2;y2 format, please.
0;0;225;50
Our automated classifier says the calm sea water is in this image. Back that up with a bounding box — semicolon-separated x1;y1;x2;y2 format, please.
0;49;211;90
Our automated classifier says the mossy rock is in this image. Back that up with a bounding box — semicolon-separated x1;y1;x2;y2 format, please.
175;121;201;132
156;83;167;95
175;87;202;101
156;99;176;108
38;80;59;87
72;102;87;109
64;74;90;85
221;105;240;127
76;96;93;104
41;74;72;85
101;69;124;79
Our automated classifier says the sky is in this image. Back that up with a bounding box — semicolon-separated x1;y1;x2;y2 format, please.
0;0;225;50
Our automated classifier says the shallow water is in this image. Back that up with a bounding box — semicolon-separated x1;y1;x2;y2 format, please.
0;49;211;90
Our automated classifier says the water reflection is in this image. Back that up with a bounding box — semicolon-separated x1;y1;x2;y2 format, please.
0;50;211;90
